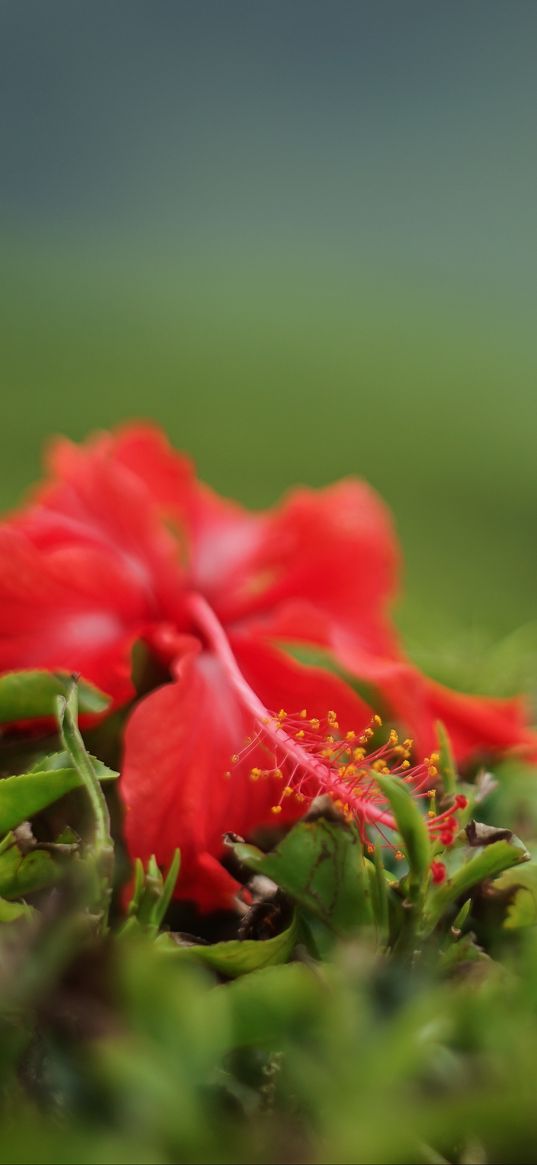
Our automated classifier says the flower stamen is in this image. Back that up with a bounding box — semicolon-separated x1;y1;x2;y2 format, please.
185;591;468;856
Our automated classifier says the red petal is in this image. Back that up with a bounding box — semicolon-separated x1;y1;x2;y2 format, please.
231;633;372;734
121;635;372;911
254;478;399;624
80;424;269;614
417;677;537;763
84;432;398;656
0;529;147;703
228;480;400;660
11;427;184;617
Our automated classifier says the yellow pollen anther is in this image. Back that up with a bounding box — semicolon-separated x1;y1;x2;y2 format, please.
277;709;287;721
428;789;436;798
296;729;305;739
388;729;399;746
353;747;366;762
428;810;436;818
346;730;356;741
325;735;335;744
274;768;283;779
271;805;282;815
249;767;262;781
403;738;413;750
310;718;320;730
428;765;438;778
283;786;293;797
299;709;308;719
296;793;305;803
401;759;410;770
430;751;440;764
231;754;239;765
373;714;383;727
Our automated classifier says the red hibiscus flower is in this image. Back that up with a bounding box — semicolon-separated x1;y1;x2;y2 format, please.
1;424;535;910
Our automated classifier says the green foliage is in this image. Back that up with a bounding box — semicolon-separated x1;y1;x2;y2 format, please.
0;765;116;835
1;673;537;1162
0;837;60;899
230;811;374;939
436;720;457;797
424;831;530;931
123;852;182;937
155;915;298;977
0;670;110;722
374;772;431;895
495;863;537;929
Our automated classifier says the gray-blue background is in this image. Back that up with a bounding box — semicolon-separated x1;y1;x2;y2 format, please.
1;1;536;691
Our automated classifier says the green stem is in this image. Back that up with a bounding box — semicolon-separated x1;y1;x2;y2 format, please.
56;683;114;927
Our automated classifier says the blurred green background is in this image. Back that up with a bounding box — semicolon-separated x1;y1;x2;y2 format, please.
1;1;535;692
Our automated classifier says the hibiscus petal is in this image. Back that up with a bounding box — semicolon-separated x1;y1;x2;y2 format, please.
11;428;184;613
114;427;270;613
231;633;372;735
120;634;373;911
0;529;146;704
417;677;537;763
204;479;400;664
78;430;398;647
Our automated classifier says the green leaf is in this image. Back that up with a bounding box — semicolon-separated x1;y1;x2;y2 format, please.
230;813;373;937
495;863;537;929
374;774;431;891
152;850;181;930
155;912;297;978
438;933;490;975
0;761;117;835
0;837;60;899
436;721;457;797
425;830;530;929
123;851;181;937
28;750;117;780
0;670;110;723
0;897;36;923
368;844;390;940
57;686;112;855
56;685;114;927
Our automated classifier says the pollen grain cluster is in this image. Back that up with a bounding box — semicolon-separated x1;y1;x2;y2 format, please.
227;706;468;860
